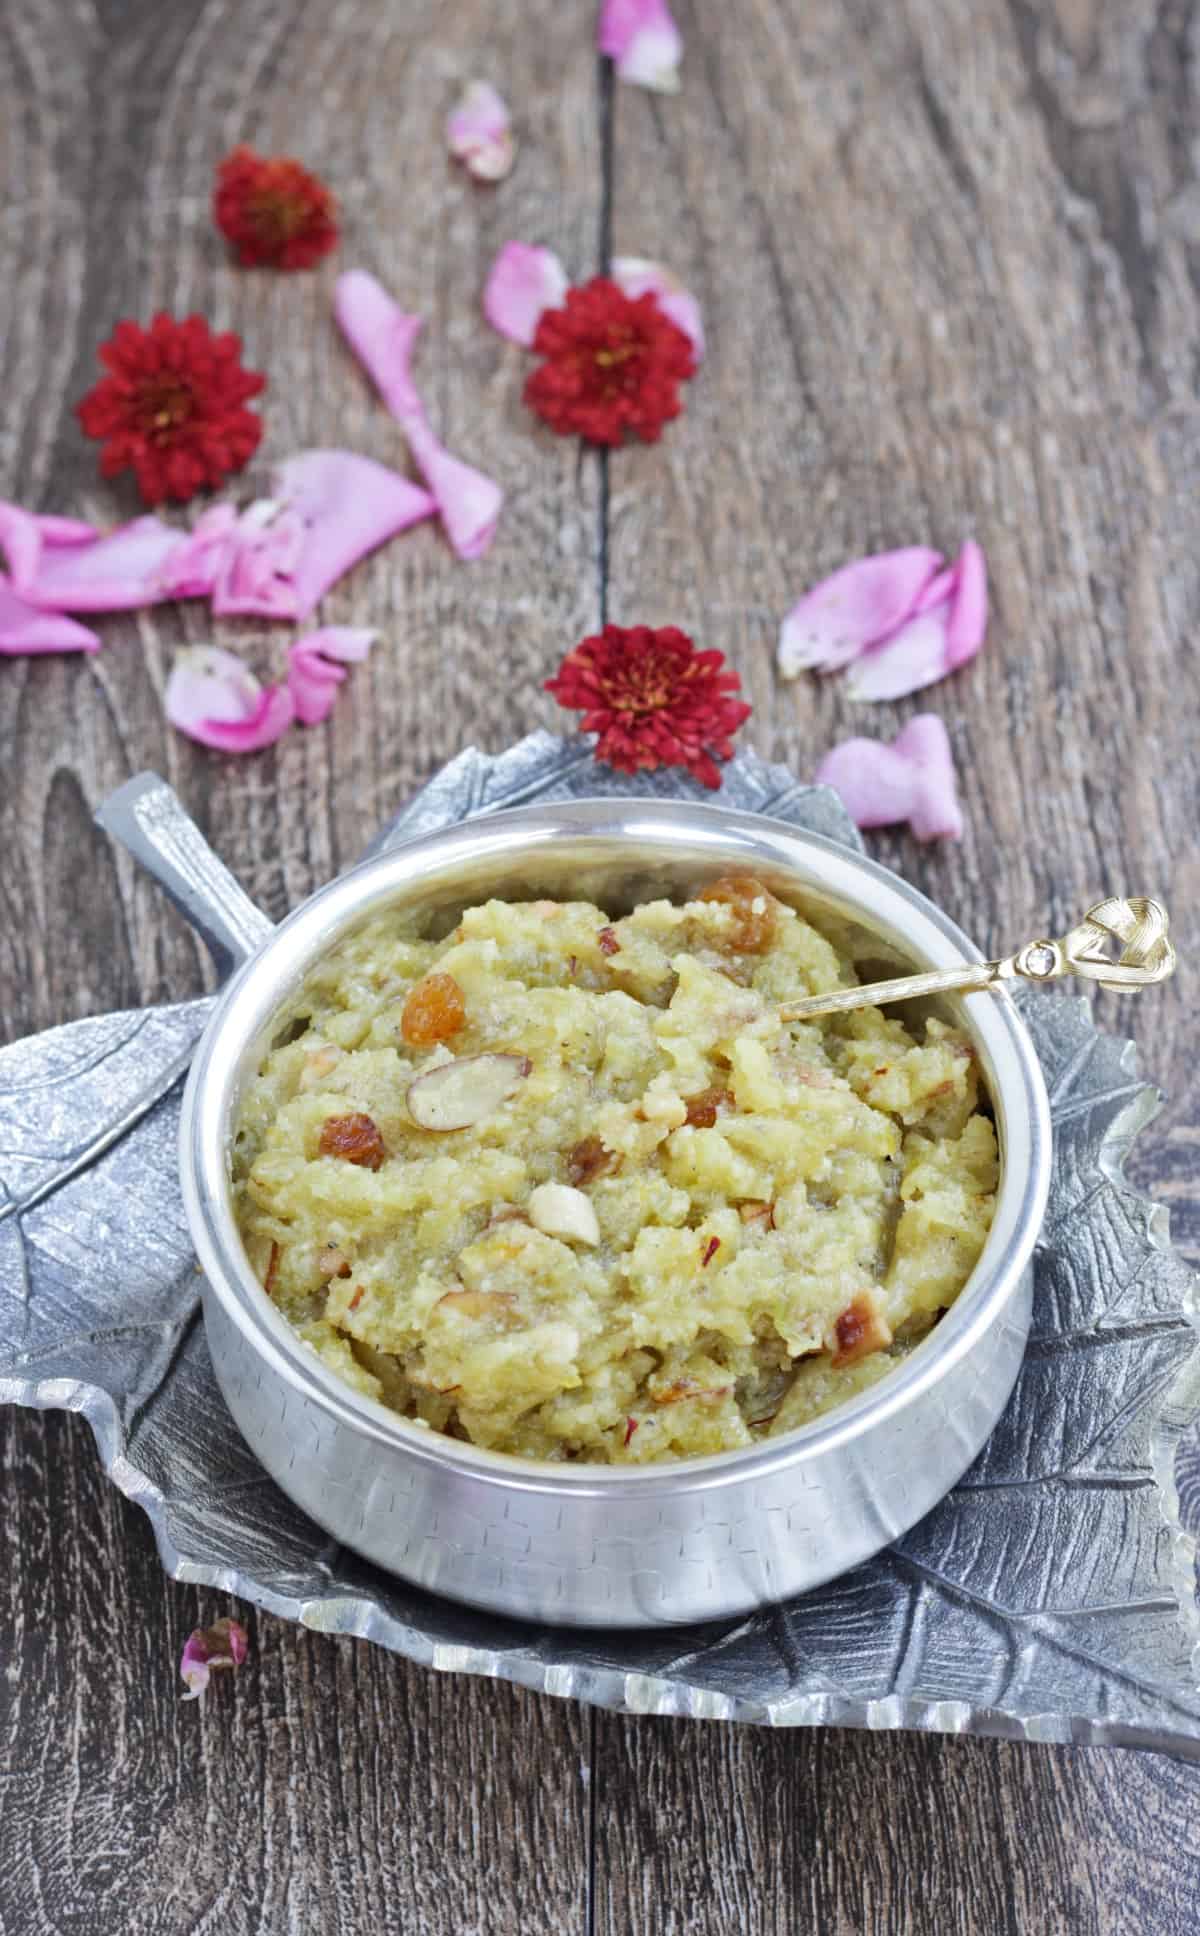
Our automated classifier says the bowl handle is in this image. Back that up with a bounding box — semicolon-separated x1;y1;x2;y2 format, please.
95;772;275;979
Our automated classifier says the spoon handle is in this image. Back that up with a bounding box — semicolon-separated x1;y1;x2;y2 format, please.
95;772;275;979
779;897;1176;1025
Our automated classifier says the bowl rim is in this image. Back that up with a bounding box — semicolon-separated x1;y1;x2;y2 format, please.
180;797;1052;1498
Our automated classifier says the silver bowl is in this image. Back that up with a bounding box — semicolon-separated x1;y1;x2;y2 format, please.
100;782;1051;1628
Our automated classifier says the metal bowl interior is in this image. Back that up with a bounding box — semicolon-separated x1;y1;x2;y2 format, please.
180;798;1052;1498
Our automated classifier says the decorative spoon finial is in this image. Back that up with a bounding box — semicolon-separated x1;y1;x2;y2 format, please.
779;897;1176;1025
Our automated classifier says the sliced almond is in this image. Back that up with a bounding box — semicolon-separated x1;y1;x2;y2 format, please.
406;1053;531;1132
527;1181;601;1247
436;1288;518;1320
830;1289;893;1367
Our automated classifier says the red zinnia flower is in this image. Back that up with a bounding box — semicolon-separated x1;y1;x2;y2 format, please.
214;146;339;270
524;276;696;446
76;314;266;507
545;623;750;789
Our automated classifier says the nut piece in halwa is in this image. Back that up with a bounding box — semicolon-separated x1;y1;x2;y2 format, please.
233;881;998;1465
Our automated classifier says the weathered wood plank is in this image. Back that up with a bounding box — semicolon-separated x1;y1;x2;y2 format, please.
0;1408;591;1936
3;0;1200;1930
594;1712;1200;1936
0;1;600;1930
599;0;1200;1928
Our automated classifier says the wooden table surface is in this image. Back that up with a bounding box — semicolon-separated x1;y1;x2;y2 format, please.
2;0;1199;1929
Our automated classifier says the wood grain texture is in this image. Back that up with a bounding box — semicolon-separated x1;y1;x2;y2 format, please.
0;3;600;1933
599;0;1200;1930
1;0;1199;1931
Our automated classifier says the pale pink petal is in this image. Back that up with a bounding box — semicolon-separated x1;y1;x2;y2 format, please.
334;270;424;419
179;1634;211;1701
483;242;569;347
179;1617;249;1701
814;714;963;842
598;0;682;91
210;453;436;620
446;80;516;182
0;576;101;655
166;645;295;752
944;538;988;669
913;564;955;613
335;271;503;560
155;504;241;599
611;256;704;361
36;514;98;544
210;500;304;619
0;503;93;591
843;607;953;703
778;547;943;678
275;451;436;610
287;625;378;726
7;514;187;612
846;542;988;702
398;411;503;560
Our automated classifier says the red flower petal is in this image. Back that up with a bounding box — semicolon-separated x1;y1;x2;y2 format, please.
546;623;749;789
524;276;696;446
76;314;266;508
213;146;339;270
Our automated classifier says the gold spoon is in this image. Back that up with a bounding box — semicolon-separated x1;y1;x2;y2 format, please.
779;896;1176;1025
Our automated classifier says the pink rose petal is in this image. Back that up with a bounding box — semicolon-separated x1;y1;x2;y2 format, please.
180;1617;250;1701
397;412;503;561
335;270;503;560
287;625;378;726
155;504;241;599
611;256;705;361
209;499;305;620
944;538;988;669
36;514;98;544
913;564;956;613
166;645;295;752
446;80;516;182
846;541;988;702
483;242;569;347
334;270;423;417
598;0;683;91
815;714;963;842
0;576;101;655
843;608;952;703
0;503;183;612
209;451;436;620
0;503;96;592
778;547;944;678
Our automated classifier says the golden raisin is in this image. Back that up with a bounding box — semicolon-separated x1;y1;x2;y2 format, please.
317;1112;387;1170
401;972;467;1046
698;874;778;954
684;1085;734;1128
567;1136;619;1186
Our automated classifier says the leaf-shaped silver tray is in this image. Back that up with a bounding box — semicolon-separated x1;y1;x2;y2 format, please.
3;733;1199;1751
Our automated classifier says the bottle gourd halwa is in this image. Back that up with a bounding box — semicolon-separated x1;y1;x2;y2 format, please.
233;877;998;1464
